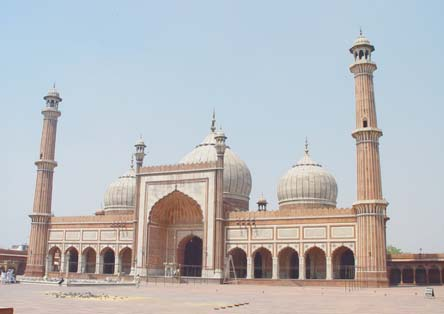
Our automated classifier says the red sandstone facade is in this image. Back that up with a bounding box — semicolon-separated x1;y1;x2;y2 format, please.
22;34;444;287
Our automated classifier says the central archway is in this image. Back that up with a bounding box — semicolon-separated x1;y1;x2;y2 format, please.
101;248;115;274
177;236;202;277
228;248;247;278
147;190;204;274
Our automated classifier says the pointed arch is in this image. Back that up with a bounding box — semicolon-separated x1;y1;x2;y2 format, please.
119;247;132;275
149;190;203;225
331;246;355;279
278;247;299;279
48;246;61;272
305;246;326;279
82;247;96;274
252;247;272;279
65;246;79;273
100;247;115;274
227;247;247;278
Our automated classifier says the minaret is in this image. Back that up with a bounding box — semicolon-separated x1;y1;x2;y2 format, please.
349;32;389;286
25;86;62;277
214;129;226;276
132;137;146;274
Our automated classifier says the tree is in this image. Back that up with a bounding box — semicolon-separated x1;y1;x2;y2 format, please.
386;245;403;255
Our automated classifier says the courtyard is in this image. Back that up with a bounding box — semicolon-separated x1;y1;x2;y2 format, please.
1;282;443;314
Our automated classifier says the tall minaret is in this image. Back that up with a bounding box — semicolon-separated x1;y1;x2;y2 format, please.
350;32;389;286
24;86;62;277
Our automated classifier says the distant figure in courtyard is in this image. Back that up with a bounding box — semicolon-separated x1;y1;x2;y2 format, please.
58;276;64;286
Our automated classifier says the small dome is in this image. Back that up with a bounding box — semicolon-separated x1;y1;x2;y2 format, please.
277;144;337;209
103;167;136;212
179;117;252;208
350;31;374;52
45;86;61;99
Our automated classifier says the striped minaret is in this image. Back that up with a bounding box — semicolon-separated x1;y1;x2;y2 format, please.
24;86;62;277
349;32;389;287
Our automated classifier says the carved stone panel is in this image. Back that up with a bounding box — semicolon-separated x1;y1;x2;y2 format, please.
119;230;133;241
331;226;354;239
303;227;326;239
251;228;273;240
82;231;98;241
277;228;299;239
49;230;63;241
226;228;248;240
100;230;116;241
65;231;80;241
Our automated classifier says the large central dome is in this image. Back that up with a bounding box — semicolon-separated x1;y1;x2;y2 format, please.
179;114;252;211
277;143;337;209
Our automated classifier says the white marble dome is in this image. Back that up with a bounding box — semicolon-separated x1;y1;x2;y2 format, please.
103;167;136;212
277;146;337;208
179;122;252;203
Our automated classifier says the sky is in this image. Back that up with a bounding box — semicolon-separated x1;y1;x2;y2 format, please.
1;0;443;253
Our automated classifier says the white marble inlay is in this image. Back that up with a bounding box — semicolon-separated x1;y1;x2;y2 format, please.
65;231;80;241
303;227;326;239
226;229;248;240
252;228;273;240
331;226;354;238
277;228;299;239
49;230;63;241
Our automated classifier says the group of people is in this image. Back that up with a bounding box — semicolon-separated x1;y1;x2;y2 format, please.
0;269;16;284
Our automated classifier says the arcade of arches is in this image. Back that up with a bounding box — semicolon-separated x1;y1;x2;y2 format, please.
47;246;133;275
388;264;444;286
226;246;356;280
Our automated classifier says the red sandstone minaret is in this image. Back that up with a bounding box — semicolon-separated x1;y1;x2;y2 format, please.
24;86;62;277
350;32;389;286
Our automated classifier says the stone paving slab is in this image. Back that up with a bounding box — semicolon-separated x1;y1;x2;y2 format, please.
0;282;443;314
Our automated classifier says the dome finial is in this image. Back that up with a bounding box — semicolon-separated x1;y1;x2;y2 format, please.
211;109;216;132
130;154;134;169
304;137;309;155
359;26;362;36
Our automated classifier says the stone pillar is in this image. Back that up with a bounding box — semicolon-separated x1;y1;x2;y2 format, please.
25;87;62;278
413;267;416;285
400;267;404;285
77;255;83;274
350;34;388;287
272;257;278;279
299;257;305;280
95;253;101;274
114;255;120;275
326;256;332;280
246;256;253;279
439;268;443;285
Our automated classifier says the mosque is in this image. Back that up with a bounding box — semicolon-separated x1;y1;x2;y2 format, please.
22;33;444;287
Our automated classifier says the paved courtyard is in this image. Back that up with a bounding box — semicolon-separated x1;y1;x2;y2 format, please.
1;282;444;314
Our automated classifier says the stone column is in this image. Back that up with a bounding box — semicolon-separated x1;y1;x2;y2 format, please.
400;267;404;285
95;253;101;274
77;255;83;274
299;257;305;280
114;255;120;275
272;257;278;279
326;256;332;280
413;267;416;285
246;256;253;279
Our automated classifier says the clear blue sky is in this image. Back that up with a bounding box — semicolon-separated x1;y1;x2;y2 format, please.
2;0;443;252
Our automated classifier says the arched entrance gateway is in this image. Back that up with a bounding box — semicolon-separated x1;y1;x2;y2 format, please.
101;248;115;274
82;247;96;273
147;190;204;277
332;246;355;279
65;247;79;273
305;247;326;279
278;247;299;279
48;246;61;272
119;248;132;275
253;248;272;279
228;248;247;278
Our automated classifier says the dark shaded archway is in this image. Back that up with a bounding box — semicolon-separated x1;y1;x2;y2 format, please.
332;246;355;279
228;248;247;279
178;236;202;277
101;248;115;274
415;266;427;285
402;267;414;284
305;247;326;279
48;246;61;272
65;247;78;273
278;247;299;279
389;268;401;285
82;247;96;273
428;266;441;284
253;248;272;279
119;248;132;275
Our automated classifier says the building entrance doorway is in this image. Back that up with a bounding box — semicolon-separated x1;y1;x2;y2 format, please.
179;236;203;277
